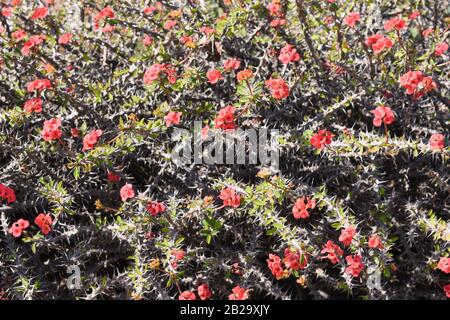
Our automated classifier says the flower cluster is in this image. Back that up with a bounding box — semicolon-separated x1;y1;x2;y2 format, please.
219;187;241;208
265;78;289;99
292;196;316;219
399;70;437;99
0;184;16;203
83;129;103;151
214;105;236;131
41;117;62;142
35;213;53;235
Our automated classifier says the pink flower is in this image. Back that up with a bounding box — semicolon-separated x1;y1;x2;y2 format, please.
428;134;445;150
368;234;384;249
214;105;236;130
206;69;224;84
435;42;449;56
339;225;356;247
31;7;48;20
27;78;52;92
437;257;450;274
265;78;289;99
228;286;250;300
219;187;241;208
23;98;43;113
197;284;212;300
179;291;196;300
22;35;45;56
165;111;182;127
345;255;365;277
82;129;103;151
2;7;13;18
384;18;406;31
164;20;177;30
278;44;300;64
58;33;72;45
223;58;241;71
343;12;361;28
143;35;153;46
8;219;29;238
71;128;79;138
143;63;166;84
409;11;420;20
422;28;433;38
120;184;135;202
371;105;395;127
200;26;215;36
41;117;62;142
12;29;27;41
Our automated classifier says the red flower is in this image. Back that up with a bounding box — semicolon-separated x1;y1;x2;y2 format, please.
41;117;62;142
267;254;285;279
270;19;287;28
165;111;182;127
292;196;316;219
278;44;300;64
422;28;433;38
71;128;79;138
143;63;166;84
12;29;27;41
107;170;121;182
435;42;449;56
31;7;48;20
443;284;450;299
228;285;250;300
8;219;29;238
206;69;224;84
179;291;196;300
146;201;166;216
438;257;450;274
164;20;177;30
343;12;361;28
365;34;393;55
223;58;241;71
214;105;236;130
409;10;420;20
143;6;158;15
371;105;395;127
120;183;135;202
82;129;103;151
169;249;185;269
428;134;445;150
200;26;215;36
27;78;52;92
236;69;253;83
0;184;16;204
197;284;212;300
310;129;333;150
345;255;365;277
339;225;356;247
383;18;406;31
22;35;45;56
399;70;437;99
283;248;308;270
58;33;72;45
321;240;343;264
93;7;115;26
23;98;43;113
34;213;53;235
368;234;384;249
265;78;289;100
219;187;241;208
143;35;153;46
267;1;283;17
2;7;13;18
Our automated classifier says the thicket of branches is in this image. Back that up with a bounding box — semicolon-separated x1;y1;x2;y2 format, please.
0;0;449;300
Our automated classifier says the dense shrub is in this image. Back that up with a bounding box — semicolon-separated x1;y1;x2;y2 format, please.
0;0;449;300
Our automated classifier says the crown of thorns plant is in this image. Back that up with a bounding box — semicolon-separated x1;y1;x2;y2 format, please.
0;0;449;300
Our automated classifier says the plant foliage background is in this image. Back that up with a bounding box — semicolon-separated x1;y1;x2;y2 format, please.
0;0;449;300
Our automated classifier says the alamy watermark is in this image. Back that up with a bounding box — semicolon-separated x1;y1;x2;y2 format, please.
171;121;280;170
